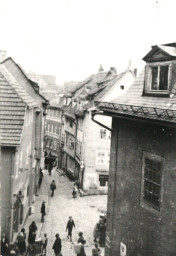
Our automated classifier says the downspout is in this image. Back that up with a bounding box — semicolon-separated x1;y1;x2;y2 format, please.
10;152;15;242
91;110;112;132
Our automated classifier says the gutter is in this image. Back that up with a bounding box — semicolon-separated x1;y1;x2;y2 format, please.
91;110;112;132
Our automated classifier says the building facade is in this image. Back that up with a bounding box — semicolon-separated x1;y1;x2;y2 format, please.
96;43;176;256
66;67;136;193
0;58;48;242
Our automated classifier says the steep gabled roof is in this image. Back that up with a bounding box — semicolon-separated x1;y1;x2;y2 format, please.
1;57;48;103
0;66;26;145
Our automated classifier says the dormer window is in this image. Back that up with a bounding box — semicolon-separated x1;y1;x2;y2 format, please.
144;62;171;96
150;65;168;91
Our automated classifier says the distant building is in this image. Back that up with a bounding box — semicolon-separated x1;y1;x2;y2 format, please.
0;58;48;242
62;66;136;193
44;96;67;170
96;43;176;256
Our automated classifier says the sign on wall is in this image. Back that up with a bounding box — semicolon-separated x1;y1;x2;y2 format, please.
120;242;127;256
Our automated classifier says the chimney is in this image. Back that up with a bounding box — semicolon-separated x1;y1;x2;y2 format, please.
98;64;104;72
110;67;117;75
0;50;6;63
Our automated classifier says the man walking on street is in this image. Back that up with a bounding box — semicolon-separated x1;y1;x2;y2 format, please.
66;216;75;242
52;233;62;256
41;201;46;223
50;180;56;197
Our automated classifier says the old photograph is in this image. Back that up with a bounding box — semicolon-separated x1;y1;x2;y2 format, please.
0;0;176;255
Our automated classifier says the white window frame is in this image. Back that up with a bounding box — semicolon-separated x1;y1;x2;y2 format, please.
145;62;171;93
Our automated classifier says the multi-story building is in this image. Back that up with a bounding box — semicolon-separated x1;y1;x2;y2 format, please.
0;58;48;242
96;43;176;256
64;66;136;193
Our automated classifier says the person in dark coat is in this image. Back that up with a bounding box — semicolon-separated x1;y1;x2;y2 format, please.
66;216;75;242
17;229;26;255
77;232;86;256
1;232;9;256
28;221;37;245
50;180;56;197
41;201;46;223
38;168;43;188
99;219;106;247
52;233;62;256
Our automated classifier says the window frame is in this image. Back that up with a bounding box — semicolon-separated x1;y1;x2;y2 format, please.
140;151;164;214
144;62;172;96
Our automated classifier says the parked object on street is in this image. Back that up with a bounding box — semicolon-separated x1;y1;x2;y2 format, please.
38;168;43;188
72;183;78;198
1;232;9;256
50;180;57;197
28;221;37;245
52;233;62;256
92;243;101;256
17;229;26;255
41;201;46;223
66;216;75;241
41;233;48;255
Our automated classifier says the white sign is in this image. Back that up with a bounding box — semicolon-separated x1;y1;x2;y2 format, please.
120;242;127;256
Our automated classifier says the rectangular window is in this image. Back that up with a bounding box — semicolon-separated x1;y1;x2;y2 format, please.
141;152;163;212
99;175;108;187
150;65;168;91
100;129;106;139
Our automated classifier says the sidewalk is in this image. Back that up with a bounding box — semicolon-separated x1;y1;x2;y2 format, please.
23;169;51;241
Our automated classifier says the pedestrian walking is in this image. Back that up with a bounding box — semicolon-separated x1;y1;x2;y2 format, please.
1;232;9;256
28;221;37;245
17;229;26;255
38;168;43;188
41;233;48;255
92;243;101;256
52;233;62;256
50;180;56;197
72;183;78;199
41;201;46;223
74;232;86;256
48;161;53;176
99;219;106;247
66;216;75;242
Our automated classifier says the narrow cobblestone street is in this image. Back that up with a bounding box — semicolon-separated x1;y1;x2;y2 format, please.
39;168;107;256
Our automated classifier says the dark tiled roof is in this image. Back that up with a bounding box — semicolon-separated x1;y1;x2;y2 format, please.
0;67;26;145
98;70;176;124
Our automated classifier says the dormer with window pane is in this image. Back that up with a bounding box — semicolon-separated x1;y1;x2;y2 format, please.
143;43;176;97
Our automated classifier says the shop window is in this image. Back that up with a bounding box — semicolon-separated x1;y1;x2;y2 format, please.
99;175;108;187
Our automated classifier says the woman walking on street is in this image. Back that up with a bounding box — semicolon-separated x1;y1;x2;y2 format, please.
52;233;62;256
76;232;86;256
28;221;37;245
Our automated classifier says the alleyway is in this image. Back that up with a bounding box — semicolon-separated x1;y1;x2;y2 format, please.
39;168;107;256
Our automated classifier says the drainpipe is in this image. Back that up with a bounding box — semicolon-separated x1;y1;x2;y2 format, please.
9;153;15;242
91;110;112;132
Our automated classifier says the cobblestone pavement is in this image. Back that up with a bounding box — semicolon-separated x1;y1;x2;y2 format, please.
41;168;107;256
